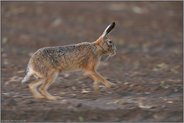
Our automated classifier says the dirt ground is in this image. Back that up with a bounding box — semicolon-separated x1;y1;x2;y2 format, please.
1;1;183;122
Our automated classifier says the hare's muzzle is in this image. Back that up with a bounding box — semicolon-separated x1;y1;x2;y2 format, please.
109;44;117;56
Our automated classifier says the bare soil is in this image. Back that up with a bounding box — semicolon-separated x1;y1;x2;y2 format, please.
1;1;183;122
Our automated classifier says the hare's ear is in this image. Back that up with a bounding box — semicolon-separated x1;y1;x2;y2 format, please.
102;22;116;37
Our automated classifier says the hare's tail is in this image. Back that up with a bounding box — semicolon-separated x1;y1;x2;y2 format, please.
21;68;32;84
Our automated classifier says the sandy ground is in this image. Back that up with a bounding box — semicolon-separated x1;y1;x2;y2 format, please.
1;1;183;122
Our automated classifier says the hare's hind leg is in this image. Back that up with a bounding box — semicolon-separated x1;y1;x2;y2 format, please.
39;72;60;100
29;79;45;99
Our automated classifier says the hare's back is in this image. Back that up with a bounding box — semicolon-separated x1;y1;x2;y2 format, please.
29;47;65;68
29;43;95;74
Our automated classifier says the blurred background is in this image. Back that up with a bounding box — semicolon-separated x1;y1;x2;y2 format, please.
1;1;183;122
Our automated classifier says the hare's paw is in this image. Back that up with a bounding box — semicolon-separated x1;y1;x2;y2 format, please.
109;82;116;87
105;81;116;88
34;95;45;99
46;95;62;100
93;81;100;93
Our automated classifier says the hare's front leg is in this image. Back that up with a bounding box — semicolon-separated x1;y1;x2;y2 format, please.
86;70;115;91
39;72;61;100
93;81;100;93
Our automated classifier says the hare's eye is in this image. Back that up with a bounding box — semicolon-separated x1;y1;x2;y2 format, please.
108;41;112;44
107;40;113;46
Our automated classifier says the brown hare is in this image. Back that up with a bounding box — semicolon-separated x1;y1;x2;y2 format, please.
22;22;117;100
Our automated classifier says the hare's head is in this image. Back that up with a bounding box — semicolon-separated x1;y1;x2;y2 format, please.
95;22;116;56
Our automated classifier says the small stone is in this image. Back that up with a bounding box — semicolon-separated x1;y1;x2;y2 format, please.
145;92;150;94
59;99;68;104
167;101;173;104
81;89;90;94
63;73;70;78
138;103;153;109
72;86;76;90
130;84;134;87
132;6;145;14
2;92;11;96
124;82;129;85
71;93;76;97
51;18;62;27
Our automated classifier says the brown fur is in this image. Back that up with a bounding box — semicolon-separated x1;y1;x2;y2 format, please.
22;22;117;100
